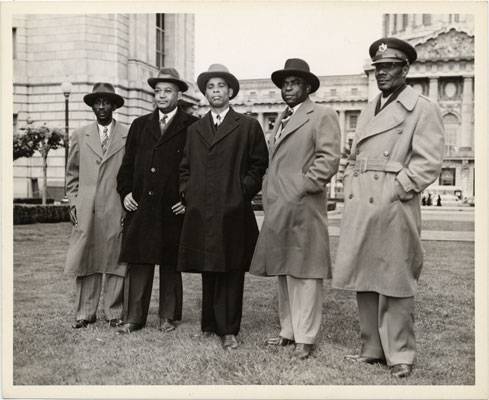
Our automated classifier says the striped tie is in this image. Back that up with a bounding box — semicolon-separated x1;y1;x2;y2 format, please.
101;126;109;154
160;115;168;135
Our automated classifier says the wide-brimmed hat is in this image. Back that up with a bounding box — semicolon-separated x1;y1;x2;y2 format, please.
147;67;189;92
197;64;240;100
369;37;417;65
83;82;124;108
271;58;320;93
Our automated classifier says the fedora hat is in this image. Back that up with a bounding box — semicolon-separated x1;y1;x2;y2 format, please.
369;37;417;65
83;82;124;108
271;58;320;93
147;67;189;92
197;64;240;100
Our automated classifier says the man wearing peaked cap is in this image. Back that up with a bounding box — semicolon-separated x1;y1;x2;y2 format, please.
116;68;198;334
65;82;128;329
178;64;268;350
333;38;444;378
250;58;341;360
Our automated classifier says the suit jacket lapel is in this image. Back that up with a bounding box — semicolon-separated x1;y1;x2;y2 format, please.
101;120;126;163
212;108;239;147
195;112;215;147
85;122;103;159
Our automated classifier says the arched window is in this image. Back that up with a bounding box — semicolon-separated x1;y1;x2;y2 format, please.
443;113;460;155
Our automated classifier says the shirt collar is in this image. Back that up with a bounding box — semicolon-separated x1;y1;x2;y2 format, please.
97;120;113;136
211;107;230;124
159;107;178;123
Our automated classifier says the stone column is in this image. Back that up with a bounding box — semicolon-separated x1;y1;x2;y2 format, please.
338;110;346;153
257;112;265;131
461;76;473;149
429;77;438;101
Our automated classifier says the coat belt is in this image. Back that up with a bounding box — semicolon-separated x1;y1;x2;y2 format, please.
349;158;403;174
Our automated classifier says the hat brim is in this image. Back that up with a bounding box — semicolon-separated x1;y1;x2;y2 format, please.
372;58;407;65
147;77;189;92
271;69;320;93
197;71;240;100
83;92;124;108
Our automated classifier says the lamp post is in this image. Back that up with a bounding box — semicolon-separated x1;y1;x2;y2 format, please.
61;81;72;200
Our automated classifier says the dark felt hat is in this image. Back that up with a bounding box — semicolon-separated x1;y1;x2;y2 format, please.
271;58;320;93
147;67;189;92
197;64;240;100
369;37;417;65
83;82;124;108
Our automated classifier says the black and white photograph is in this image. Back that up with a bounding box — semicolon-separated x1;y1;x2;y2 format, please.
1;1;488;399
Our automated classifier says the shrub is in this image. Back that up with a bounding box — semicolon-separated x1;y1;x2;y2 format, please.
14;205;70;225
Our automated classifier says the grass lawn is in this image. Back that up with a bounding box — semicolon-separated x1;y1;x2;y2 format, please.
12;222;474;385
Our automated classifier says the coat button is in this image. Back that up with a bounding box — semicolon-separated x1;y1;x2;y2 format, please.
349;194;353;199
356;149;360;155
383;151;390;157
96;160;101;165
369;197;374;203
148;190;154;196
353;171;359;177
150;167;156;173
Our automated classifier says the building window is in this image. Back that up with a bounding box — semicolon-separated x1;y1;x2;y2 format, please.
454;14;460;23
330;88;337;96
443;113;460;155
351;87;358;95
439;168;456;186
156;14;165;68
12;27;17;59
265;115;277;131
13;113;18;133
383;15;390;36
422;14;432;25
348;114;358;130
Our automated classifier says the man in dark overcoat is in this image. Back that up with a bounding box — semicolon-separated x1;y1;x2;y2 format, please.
250;59;341;360
65;82;127;329
333;38;444;378
116;68;198;334
178;64;268;350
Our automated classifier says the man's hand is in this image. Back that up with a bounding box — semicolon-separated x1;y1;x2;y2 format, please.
171;201;186;215
394;180;415;202
69;206;78;226
124;192;139;211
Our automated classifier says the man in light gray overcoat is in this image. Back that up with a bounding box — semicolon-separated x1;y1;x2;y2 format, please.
250;58;341;360
65;83;127;329
333;38;445;378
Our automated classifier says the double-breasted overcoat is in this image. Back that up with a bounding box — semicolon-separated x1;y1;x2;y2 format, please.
65;121;128;277
177;109;268;273
333;86;444;297
117;108;198;267
250;98;341;279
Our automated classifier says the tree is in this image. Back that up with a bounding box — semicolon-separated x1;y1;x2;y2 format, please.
14;119;65;205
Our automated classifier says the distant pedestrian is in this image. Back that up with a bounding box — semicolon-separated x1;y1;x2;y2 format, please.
250;58;341;360
436;194;442;207
65;82;127;329
333;37;444;378
177;64;268;350
427;193;433;206
421;195;426;206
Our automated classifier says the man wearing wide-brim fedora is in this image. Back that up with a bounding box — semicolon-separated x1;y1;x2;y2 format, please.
65;82;128;329
116;68;198;334
250;58;341;360
177;64;268;350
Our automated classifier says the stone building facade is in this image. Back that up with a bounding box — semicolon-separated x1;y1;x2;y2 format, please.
13;14;198;199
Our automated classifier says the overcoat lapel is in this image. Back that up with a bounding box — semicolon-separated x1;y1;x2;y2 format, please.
357;86;420;145
101;120;126;164
195;112;215;147
150;109;162;142
85;122;103;160
271;98;313;158
156;109;188;147
212;109;239;147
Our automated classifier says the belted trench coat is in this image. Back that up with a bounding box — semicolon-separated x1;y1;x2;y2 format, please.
333;86;444;297
65;120;128;277
250;98;341;279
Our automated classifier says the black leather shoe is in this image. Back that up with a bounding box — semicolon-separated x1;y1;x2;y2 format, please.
266;336;295;346
221;334;239;350
116;322;143;334
72;319;95;329
391;364;413;378
292;343;314;360
108;318;124;328
158;319;176;332
345;354;386;365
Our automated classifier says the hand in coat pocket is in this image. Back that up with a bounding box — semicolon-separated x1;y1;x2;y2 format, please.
394;179;415;202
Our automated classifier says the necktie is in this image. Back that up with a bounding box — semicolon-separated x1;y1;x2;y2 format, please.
160;115;168;135
101;126;109;154
214;114;221;130
275;107;293;140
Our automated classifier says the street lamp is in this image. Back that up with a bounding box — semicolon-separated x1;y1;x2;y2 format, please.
61;81;72;200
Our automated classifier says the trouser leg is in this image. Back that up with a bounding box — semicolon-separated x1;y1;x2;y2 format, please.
357;291;385;359
75;273;102;321
211;271;245;336
201;272;217;333
158;266;183;321
277;275;294;341
123;263;155;326
287;276;323;344
102;273;124;320
378;295;416;366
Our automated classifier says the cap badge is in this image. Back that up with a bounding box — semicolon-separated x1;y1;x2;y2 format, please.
378;43;388;53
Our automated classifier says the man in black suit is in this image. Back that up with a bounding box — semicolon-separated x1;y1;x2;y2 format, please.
116;68;198;333
178;64;268;350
